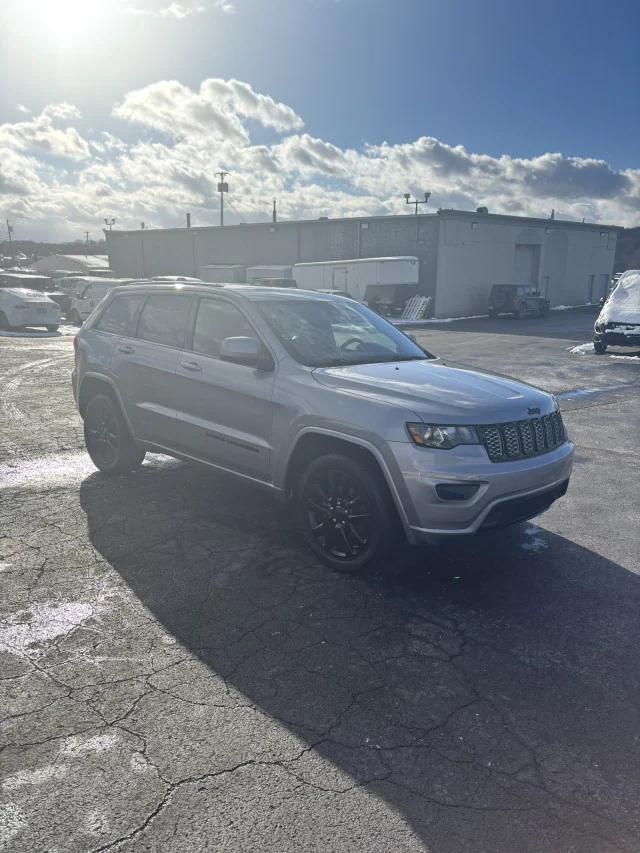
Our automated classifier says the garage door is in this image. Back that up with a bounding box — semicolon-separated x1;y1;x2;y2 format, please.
514;244;541;285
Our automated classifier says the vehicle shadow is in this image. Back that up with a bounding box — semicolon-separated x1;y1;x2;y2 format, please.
80;460;640;852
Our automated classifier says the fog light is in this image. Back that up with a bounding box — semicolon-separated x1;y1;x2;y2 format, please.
435;483;481;501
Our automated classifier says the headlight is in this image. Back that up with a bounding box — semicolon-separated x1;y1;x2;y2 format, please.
407;423;479;449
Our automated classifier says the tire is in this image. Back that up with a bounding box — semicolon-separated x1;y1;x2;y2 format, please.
538;301;549;318
46;325;59;333
0;312;12;331
492;290;507;310
488;308;497;318
70;310;82;326
84;393;146;474
295;453;398;573
594;340;607;354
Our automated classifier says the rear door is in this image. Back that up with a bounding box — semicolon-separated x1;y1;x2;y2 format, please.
110;292;194;447
174;296;276;479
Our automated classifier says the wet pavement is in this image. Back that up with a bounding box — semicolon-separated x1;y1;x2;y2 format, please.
1;310;639;852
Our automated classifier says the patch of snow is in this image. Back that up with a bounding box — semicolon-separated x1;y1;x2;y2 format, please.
0;325;77;338
393;314;487;326
0;803;27;848
568;342;595;354
2;765;69;790
60;732;120;756
521;524;549;553
552;303;596;311
0;599;105;657
610;353;640;360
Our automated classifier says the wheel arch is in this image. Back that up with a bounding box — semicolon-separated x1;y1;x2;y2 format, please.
282;429;412;534
77;373;133;436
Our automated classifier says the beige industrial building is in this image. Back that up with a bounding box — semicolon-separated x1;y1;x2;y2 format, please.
106;209;621;317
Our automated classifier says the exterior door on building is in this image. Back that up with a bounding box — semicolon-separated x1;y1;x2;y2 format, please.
588;275;595;303
600;274;609;301
514;244;541;286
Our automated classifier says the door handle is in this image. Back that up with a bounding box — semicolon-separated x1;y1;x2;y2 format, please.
117;345;135;354
180;360;202;372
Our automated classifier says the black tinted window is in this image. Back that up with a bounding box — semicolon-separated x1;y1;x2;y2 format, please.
138;294;193;348
192;299;257;358
95;295;145;336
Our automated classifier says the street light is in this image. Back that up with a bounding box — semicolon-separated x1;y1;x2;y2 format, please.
404;192;431;215
104;217;116;231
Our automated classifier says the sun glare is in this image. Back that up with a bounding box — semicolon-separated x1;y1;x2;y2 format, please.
25;0;108;43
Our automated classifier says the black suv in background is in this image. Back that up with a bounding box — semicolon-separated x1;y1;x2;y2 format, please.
488;284;550;319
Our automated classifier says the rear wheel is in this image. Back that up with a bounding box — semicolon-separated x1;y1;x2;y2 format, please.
295;453;398;573
517;302;528;319
594;340;607;354
0;312;12;331
46;325;59;332
84;393;145;474
538;301;549;318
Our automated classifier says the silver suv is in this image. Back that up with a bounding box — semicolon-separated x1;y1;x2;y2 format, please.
72;284;574;571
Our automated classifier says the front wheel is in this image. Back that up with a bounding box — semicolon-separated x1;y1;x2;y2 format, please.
295;453;398;573
84;393;146;474
517;302;528;319
46;325;59;333
594;340;607;354
538;301;550;318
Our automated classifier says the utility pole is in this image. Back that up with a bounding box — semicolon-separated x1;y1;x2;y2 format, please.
6;219;15;264
85;231;90;256
272;199;277;224
216;171;229;227
404;192;431;215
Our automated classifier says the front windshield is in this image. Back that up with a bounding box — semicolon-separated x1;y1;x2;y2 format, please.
256;297;432;367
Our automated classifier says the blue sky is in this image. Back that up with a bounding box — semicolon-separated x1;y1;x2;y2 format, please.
0;0;638;239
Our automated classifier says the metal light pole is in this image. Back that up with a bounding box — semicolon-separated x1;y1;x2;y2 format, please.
216;171;229;226
104;217;116;231
404;192;431;215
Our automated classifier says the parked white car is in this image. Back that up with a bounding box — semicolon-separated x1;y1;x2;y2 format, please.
69;278;131;325
0;288;61;332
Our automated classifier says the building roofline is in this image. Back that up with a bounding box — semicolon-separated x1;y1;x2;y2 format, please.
105;208;623;238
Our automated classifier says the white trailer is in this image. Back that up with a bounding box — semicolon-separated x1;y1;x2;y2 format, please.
292;256;419;308
199;264;246;283
246;264;293;283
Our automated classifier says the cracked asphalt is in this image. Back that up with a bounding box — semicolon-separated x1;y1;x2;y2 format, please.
1;311;639;852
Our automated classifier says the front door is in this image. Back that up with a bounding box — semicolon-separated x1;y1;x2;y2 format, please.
174;297;275;480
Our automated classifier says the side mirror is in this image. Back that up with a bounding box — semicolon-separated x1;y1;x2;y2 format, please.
220;336;274;371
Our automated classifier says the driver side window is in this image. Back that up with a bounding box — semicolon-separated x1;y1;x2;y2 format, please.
191;299;259;359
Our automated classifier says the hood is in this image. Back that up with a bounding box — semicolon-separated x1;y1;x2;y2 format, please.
597;270;640;326
312;359;555;423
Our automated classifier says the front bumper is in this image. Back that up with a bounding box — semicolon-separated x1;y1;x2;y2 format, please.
387;439;574;543
595;329;640;347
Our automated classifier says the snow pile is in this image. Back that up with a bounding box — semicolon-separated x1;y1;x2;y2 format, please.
568;342;594;354
599;270;640;325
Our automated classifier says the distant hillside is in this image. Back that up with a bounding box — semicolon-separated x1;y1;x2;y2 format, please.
614;228;640;273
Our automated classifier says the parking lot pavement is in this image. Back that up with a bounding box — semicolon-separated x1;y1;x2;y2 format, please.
1;310;639;853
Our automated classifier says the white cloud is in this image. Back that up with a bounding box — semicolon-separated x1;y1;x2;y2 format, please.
0;79;638;242
15;104;31;115
0;103;89;161
123;0;235;18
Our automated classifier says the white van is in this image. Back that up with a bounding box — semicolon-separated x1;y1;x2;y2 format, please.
69;278;132;325
0;288;61;332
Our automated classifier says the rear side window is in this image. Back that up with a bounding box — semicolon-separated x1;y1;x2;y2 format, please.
137;294;193;348
95;294;145;336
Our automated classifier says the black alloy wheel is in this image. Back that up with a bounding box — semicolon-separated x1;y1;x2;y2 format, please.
84;394;145;474
594;339;607;354
297;453;396;572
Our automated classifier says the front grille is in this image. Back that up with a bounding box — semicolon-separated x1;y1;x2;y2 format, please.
478;411;566;463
